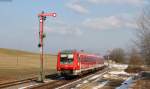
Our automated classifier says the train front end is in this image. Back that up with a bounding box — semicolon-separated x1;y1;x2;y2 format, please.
57;50;80;76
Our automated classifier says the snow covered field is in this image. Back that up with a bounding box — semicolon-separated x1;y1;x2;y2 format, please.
77;64;131;89
110;64;128;70
69;64;133;89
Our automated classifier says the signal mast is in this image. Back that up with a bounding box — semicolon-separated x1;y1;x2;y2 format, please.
38;11;56;82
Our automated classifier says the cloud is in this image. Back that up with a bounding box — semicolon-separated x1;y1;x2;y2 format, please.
66;1;89;14
82;15;137;30
88;0;147;6
66;0;147;14
45;20;82;36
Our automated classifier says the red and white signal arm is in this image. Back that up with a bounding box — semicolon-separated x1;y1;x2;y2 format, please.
52;13;57;17
38;12;57;17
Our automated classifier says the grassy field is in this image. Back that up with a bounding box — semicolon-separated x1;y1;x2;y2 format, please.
0;48;57;83
132;79;150;89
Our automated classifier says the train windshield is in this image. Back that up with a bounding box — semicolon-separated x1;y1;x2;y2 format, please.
60;54;73;64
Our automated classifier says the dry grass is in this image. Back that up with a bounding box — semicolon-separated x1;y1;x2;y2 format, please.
131;79;150;89
0;48;57;83
102;79;123;89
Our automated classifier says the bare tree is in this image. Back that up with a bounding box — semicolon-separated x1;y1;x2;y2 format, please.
137;7;150;65
125;48;144;73
109;48;125;63
128;48;144;66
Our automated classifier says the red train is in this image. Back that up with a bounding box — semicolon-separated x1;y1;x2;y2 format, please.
57;50;105;76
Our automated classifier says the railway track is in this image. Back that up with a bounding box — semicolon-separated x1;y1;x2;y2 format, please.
30;79;70;89
0;67;108;89
0;74;58;89
0;77;37;89
30;67;109;89
55;67;109;89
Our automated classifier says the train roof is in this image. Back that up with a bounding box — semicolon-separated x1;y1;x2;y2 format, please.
60;50;103;58
60;50;76;54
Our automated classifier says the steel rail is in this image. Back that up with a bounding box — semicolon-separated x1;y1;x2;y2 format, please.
30;67;109;89
0;73;58;89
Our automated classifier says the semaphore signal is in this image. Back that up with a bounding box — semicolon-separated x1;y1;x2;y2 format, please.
38;11;56;82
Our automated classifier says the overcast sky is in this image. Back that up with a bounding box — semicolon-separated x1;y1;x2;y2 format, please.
0;0;148;54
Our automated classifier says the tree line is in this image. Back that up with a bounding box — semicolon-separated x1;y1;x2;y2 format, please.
106;3;150;67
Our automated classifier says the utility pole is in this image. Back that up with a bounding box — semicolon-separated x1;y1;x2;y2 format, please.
38;11;56;82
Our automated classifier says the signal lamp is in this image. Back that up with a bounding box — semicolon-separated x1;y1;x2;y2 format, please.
38;43;41;48
43;16;46;21
42;33;46;38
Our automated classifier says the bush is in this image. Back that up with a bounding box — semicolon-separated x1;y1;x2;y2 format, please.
109;48;125;63
125;65;143;73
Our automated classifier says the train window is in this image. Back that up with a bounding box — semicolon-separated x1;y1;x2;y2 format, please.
61;54;67;57
60;54;73;64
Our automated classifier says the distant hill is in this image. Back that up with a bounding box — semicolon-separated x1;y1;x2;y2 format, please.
0;48;57;56
0;48;37;56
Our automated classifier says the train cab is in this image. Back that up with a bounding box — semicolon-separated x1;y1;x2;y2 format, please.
57;50;80;76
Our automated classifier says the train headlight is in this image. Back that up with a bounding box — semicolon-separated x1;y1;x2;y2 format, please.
58;67;61;70
78;63;80;66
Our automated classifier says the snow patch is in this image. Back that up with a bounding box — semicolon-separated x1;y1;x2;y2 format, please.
76;84;82;87
109;71;129;75
89;75;100;80
110;64;128;69
92;81;108;89
83;80;88;83
116;77;133;89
